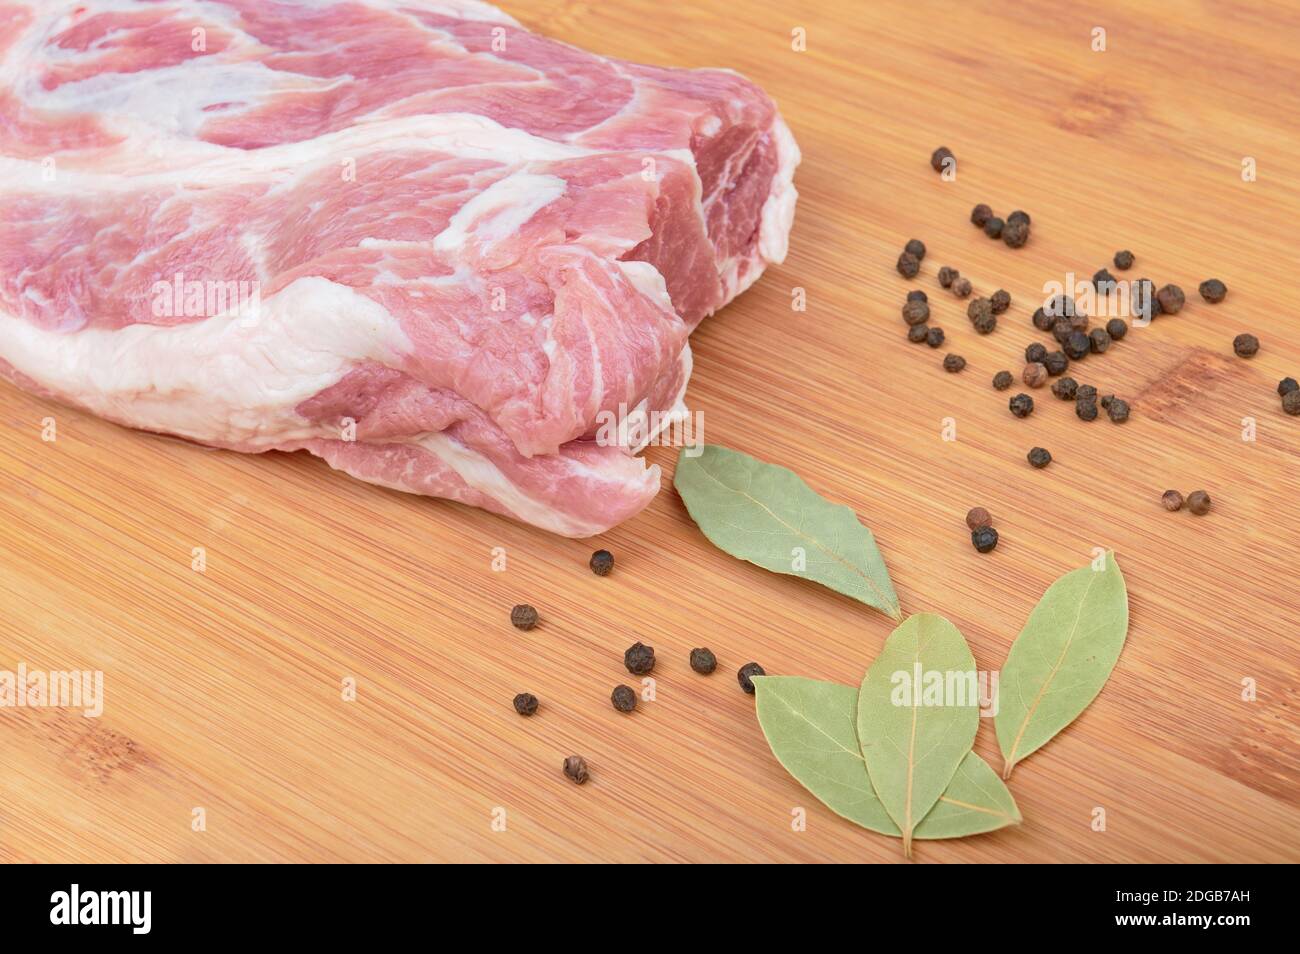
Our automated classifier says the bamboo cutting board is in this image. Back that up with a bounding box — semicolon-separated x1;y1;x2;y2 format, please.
1;0;1298;863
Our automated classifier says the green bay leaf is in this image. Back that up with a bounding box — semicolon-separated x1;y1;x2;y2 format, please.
673;446;900;619
995;551;1129;778
753;675;1018;842
856;613;980;855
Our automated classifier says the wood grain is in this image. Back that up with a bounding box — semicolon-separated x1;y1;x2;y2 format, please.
2;0;1298;863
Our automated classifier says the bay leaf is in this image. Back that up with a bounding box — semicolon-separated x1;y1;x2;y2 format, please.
995;551;1129;779
673;446;900;620
856;613;980;855
753;675;1018;841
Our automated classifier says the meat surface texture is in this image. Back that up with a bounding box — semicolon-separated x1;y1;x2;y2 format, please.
0;0;799;535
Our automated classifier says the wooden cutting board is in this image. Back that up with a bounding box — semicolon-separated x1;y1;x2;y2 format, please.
2;0;1297;863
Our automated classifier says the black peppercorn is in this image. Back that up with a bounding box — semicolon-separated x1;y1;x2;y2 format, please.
1278;377;1298;397
1043;350;1069;376
1100;394;1114;409
965;506;992;530
513;692;539;716
1131;278;1159;320
1032;307;1053;331
993;370;1014;390
1075;383;1097;403
1002;219;1029;248
907;323;928;343
1025;342;1048;364
1009;393;1034;418
1156;284;1185;315
1027;446;1052;468
970;203;993;226
982;216;1005;239
1023;362;1048;388
973;313;996;334
1076;397;1098;421
611;684;637;713
738;662;765;694
1064;330;1090;360
931;146;955;172
938;266;958;288
1093;268;1116;293
905;239;927;260
1051;376;1078;400
968;297;992;322
1198;279;1227;303
971;526;999;553
907;289;929;303
1107;398;1130;423
563;755;589;784
926;327;945;347
1283;390;1300;415
1088;328;1111;353
589;549;614;576
1106;317;1128;340
511;604;539;630
624;641;656;675
1162;490;1184;512
1052;318;1073;344
1007;210;1031;226
1233;333;1259;358
902;299;929;325
1186;490;1212;515
897;251;920;278
952;277;972;298
1113;249;1134;270
690;647;717;674
943;354;966;372
990;289;1011;313
1069;313;1089;332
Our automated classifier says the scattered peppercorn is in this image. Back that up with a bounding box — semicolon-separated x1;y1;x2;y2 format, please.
513;692;539;716
907;289;928;303
624;641;656;675
589;549;614;576
563;755;589;784
943;354;966;372
1107;398;1131;423
1009;393;1034;417
1076;384;1098;403
1162;490;1184;512
689;647;717;674
968;297;993;322
1233;333;1259;358
1043;350;1069;376
1156;284;1185;315
897;251;920;278
1052;318;1073;344
1198;279;1227;303
993;370;1014;390
970;203;993;227
1064;330;1091;360
1002;219;1029;248
973;312;996;334
1283;390;1300;415
982;216;1005;239
990;289;1011;313
1113;249;1134;270
905;239;927;260
1032;307;1053;331
1088;328;1111;354
611;685;637;713
1131;279;1159;320
1027;446;1052;468
1186;490;1212;515
971;526;999;553
1093;268;1116;294
938;266;958;288
926;327;945;347
965;506;992;531
1076;397;1098;421
1106;317;1128;340
902;299;929;325
1025;342;1048;364
738;662;765;694
952;277;972;298
907;323;929;343
931;146;955;172
1278;377;1298;397
1051;376;1078;400
1023;362;1048;388
510;604;539;630
1100;394;1114;409
1007;210;1031;226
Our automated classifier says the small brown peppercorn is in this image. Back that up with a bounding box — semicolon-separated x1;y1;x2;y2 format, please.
982;216;1004;239
907;323;928;343
973;312;996;334
1283;390;1300;415
1186;490;1212;515
1131;279;1159;320
1100;394;1114;409
1107;398;1131;423
1278;377;1299;396
971;526;998;553
510;604;539;630
1043;350;1069;376
1069;313;1090;332
896;251;920;278
943;353;966;373
938;266;958;288
1093;269;1117;294
563;755;589;784
513;692;539;716
965;506;992;531
1198;279;1227;303
611;684;637;713
926;326;945;347
1027;446;1052;468
970;203;993;226
1076;397;1098;421
1025;342;1048;364
967;297;993;322
624;641;656;675
737;662;765;694
1161;490;1184;512
1076;384;1098;403
689;647;717;674
902;299;930;326
1106;317;1128;340
990;289;1011;313
1051;376;1078;400
931;146;955;172
1032;307;1054;331
1022;362;1048;388
905;238;926;260
993;370;1014;390
1089;328;1111;354
1113;249;1134;270
589;549;614;576
1009;393;1034;418
1064;330;1090;360
952;277;972;298
1052;318;1073;344
1002;218;1030;248
1233;334;1259;358
1156;284;1185;315
907;289;929;303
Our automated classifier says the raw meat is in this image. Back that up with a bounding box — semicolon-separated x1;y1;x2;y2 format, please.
0;0;799;535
